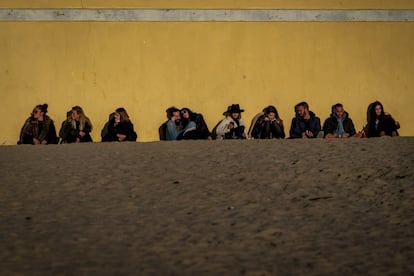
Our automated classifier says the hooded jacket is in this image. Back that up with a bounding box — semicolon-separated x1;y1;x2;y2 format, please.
289;111;321;139
322;111;356;137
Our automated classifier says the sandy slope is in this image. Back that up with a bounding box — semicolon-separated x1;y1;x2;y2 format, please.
0;137;413;275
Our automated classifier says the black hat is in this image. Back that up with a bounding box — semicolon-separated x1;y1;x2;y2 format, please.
224;104;244;115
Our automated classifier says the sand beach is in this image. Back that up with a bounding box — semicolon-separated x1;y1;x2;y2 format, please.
1;137;413;275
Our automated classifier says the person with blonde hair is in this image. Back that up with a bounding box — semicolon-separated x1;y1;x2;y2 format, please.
59;106;93;143
18;103;59;145
101;107;137;142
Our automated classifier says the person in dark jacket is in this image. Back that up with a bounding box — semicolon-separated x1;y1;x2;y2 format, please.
365;101;399;137
322;103;356;138
101;107;137;142
59;106;93;143
251;105;285;139
289;102;321;139
18;103;59;145
180;107;211;140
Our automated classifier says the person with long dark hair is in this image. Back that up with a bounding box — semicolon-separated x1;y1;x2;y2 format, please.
18;103;58;145
365;101;399;137
180;107;211;140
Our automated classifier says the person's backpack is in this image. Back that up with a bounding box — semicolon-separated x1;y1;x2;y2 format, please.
101;112;115;142
210;119;224;140
248;112;265;139
58;110;72;143
129;129;138;141
48;120;60;144
158;121;168;141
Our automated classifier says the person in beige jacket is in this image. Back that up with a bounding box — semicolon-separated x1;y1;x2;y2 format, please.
215;104;247;139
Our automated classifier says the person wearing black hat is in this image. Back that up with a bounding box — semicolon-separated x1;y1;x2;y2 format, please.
215;104;247;139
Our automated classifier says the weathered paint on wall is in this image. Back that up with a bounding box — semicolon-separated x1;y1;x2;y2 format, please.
1;0;414;9
2;9;414;22
1;21;413;144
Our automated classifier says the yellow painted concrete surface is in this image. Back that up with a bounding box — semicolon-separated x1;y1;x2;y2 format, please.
1;0;414;9
1;22;413;144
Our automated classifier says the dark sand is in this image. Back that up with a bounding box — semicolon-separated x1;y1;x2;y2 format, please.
1;138;413;275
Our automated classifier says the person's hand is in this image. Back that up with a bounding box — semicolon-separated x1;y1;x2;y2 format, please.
228;122;234;129
305;130;314;137
33;138;40;145
117;134;126;141
326;133;339;138
76;137;81;143
79;131;85;137
341;133;350;138
172;114;181;122
41;140;47;145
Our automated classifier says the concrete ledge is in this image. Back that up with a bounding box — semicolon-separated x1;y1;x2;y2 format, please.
0;9;413;21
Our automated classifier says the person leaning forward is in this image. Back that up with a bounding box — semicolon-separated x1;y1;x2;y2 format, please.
250;105;285;139
289;101;321;139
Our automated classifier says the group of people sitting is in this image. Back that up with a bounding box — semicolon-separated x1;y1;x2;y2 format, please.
18;105;137;145
160;101;400;141
159;104;286;140
17;100;399;145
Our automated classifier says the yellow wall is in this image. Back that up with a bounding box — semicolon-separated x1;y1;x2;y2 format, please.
1;21;413;144
1;0;414;143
